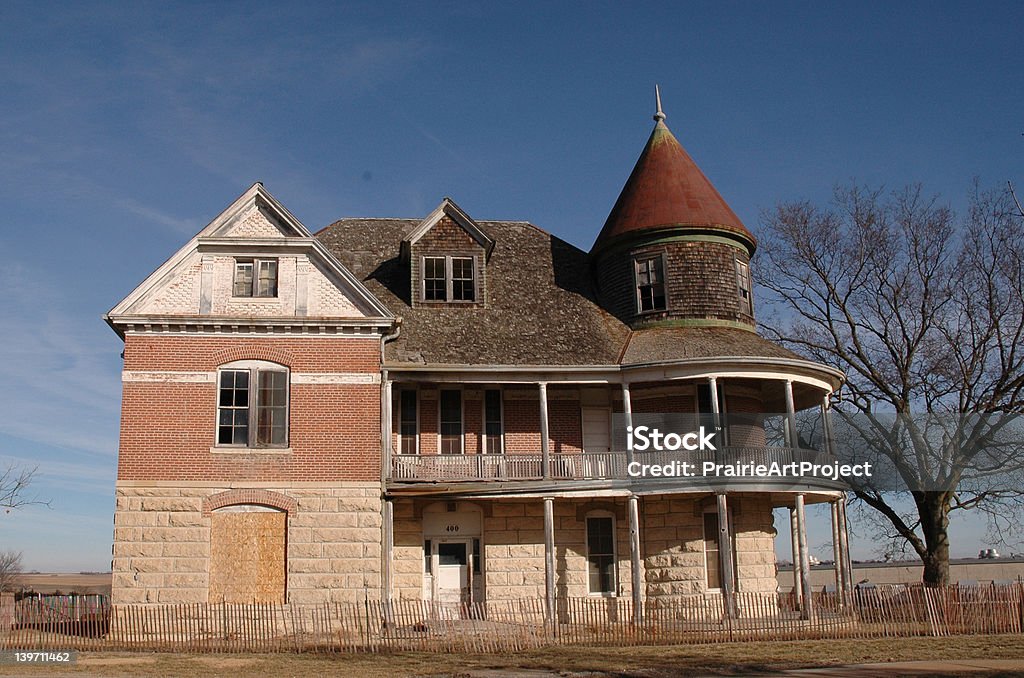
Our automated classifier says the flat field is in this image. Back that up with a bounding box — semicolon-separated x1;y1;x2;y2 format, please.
16;573;111;595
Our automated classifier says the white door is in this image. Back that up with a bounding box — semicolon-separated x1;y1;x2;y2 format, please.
581;407;611;477
435;541;469;608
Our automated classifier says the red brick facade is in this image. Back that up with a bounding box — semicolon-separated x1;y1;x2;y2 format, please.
118;335;382;482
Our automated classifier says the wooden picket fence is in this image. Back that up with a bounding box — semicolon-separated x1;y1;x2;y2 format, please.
1;583;1021;653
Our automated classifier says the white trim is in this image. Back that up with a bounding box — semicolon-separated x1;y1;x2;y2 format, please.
701;503;737;593
123;370;379;384
404;197;495;254
291;373;380;384
123;371;214;383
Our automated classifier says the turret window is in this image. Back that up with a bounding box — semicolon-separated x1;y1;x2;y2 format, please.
735;258;752;314
634;255;667;313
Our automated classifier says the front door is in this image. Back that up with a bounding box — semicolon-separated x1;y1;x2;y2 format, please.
435;541;470;607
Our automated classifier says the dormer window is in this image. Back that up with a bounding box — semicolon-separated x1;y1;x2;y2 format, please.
422;255;476;302
234;258;278;298
634;255;666;313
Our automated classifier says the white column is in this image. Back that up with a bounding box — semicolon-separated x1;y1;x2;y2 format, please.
382;499;394;609
838;497;854;593
622;383;633;467
539;383;550;479
628;494;642;622
717;493;737;618
708;376;723;454
544;497;555;623
382;373;393;482
784;379;798;449
830;500;842;593
790;507;802;607
795;493;815;620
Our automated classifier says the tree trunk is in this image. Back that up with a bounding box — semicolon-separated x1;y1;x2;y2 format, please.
917;492;951;587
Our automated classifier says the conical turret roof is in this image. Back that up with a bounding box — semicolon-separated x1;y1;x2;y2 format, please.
592;97;755;254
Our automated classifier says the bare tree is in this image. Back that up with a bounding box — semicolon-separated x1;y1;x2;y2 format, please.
0;463;47;512
756;183;1024;586
0;550;22;592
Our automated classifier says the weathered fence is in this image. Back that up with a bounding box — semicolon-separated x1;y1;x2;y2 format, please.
1;583;1021;653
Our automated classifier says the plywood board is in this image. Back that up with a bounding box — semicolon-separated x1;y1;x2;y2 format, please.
209;511;286;603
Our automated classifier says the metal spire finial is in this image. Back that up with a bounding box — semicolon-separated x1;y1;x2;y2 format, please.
654;84;666;123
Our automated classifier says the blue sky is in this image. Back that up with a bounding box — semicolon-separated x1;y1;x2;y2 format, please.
1;2;1021;571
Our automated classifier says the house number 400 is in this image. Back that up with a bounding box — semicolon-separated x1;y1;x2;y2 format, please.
446;525;460;532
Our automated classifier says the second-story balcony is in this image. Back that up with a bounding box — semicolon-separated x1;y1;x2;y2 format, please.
389;446;837;485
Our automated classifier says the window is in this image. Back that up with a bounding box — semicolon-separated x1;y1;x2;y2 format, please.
634;255;666;313
234;259;278;297
421;255;476;302
735;258;752;314
703;510;738;590
423;257;447;301
399;390;418;455
217;362;288;448
586;515;616;595
484;389;503;454
439;390;463;454
424;540;432;574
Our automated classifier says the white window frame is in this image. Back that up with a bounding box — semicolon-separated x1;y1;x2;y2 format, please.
482;387;504;454
397;388;420;455
735;257;752;315
421;255;477;303
215;360;290;449
233;258;279;298
584;511;618;596
633;253;668;314
438;388;465;455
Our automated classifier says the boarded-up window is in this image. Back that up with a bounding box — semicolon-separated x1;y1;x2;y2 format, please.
210;509;286;604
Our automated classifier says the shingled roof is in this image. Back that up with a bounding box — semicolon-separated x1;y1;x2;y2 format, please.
316;217;800;368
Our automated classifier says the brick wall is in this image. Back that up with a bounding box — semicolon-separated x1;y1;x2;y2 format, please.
118;335;382;483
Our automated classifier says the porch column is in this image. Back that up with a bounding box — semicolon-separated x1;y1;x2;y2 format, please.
381;373;392;482
628;494;643;622
622;383;633;467
830;500;843;593
382;499;394;607
543;496;556;623
838;497;854;593
790;507;802;608
784;379;798;449
708;375;722;428
795;493;815;620
717;493;737;618
539;383;550;479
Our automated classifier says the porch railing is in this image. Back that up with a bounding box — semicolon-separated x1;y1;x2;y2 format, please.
389;446;831;482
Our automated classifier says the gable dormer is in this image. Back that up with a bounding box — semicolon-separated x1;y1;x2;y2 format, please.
106;183;393;335
401;198;495;308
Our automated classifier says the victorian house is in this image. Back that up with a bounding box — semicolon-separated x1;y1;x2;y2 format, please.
106;96;851;620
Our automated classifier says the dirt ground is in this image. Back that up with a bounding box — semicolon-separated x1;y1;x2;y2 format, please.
1;634;1023;677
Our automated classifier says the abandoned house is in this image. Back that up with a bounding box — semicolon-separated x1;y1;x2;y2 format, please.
105;98;851;617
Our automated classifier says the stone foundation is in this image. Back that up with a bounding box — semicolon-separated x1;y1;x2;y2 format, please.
112;483;382;605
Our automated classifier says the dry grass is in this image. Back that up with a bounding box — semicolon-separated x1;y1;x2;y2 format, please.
1;634;1023;677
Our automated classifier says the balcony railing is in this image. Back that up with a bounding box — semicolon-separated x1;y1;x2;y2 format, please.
389;447;834;483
